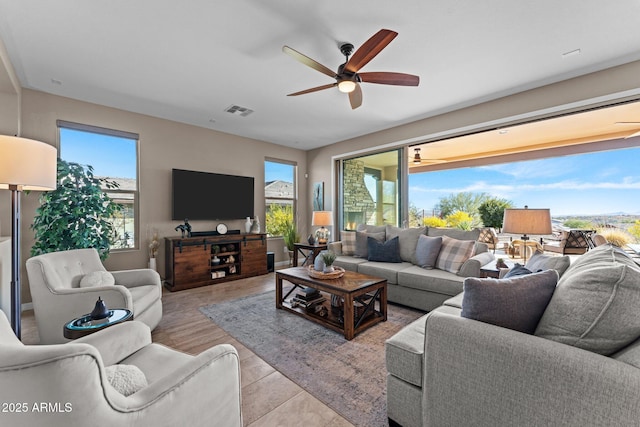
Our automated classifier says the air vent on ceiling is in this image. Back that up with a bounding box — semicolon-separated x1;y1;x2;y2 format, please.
224;105;254;117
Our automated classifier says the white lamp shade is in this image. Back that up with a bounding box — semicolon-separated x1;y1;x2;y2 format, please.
502;208;552;235
0;135;57;191
312;211;333;227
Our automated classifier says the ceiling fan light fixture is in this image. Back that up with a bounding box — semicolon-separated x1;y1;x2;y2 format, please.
338;80;357;93
413;147;422;164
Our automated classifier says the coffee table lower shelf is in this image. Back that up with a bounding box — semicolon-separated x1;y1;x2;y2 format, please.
275;267;387;340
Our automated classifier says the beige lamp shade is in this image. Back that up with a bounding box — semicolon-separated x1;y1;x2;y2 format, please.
312;211;333;227
0;135;57;190
502;208;552;236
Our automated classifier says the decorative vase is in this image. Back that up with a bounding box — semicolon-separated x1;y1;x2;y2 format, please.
250;216;260;233
90;297;109;320
212;255;221;265
245;217;252;233
314;252;326;271
149;257;157;272
308;234;316;245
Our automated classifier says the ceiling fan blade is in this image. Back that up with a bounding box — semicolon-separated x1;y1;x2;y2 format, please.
359;72;420;86
349;83;363;109
287;83;336;96
345;29;398;73
282;46;336;78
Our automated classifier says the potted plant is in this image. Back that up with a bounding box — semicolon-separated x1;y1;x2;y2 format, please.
321;251;337;273
282;220;300;265
148;229;160;271
31;159;122;260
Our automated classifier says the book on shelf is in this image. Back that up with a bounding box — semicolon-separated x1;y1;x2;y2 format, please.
290;296;326;308
296;290;321;301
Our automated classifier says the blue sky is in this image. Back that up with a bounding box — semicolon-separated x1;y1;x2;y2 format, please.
409;147;640;216
265;160;294;182
59;128;137;179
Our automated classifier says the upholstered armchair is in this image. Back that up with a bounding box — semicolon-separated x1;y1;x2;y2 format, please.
26;248;162;344
0;311;242;427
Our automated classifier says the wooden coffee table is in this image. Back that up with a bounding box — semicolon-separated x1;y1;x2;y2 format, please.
276;267;387;340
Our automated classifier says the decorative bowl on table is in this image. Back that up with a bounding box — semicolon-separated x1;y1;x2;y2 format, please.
307;265;345;279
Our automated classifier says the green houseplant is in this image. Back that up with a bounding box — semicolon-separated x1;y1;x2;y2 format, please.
31;159;122;260
321;250;337;273
282;220;300;266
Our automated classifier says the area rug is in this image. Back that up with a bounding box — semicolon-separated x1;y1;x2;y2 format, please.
199;291;424;427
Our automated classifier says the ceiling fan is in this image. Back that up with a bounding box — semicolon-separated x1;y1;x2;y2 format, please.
411;147;446;165
282;29;419;109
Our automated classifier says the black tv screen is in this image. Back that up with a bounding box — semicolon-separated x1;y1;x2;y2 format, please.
172;169;254;220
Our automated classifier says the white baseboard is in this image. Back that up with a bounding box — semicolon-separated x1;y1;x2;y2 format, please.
21;302;33;312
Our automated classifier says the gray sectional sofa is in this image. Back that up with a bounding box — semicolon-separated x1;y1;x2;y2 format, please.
328;225;495;311
385;244;640;426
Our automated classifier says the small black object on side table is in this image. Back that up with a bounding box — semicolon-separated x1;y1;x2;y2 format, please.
63;297;133;339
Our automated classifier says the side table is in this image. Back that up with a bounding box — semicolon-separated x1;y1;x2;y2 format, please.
480;260;513;279
293;243;328;267
64;308;133;339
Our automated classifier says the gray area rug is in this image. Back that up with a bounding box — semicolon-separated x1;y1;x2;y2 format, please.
199;290;424;427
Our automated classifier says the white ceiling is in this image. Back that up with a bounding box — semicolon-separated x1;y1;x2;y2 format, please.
1;0;640;151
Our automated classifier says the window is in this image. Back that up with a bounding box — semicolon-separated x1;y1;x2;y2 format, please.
264;160;296;237
339;149;401;230
57;120;139;250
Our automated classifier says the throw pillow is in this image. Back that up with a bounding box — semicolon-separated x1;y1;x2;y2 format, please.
354;231;384;258
105;364;148;396
525;250;571;277
385;225;426;264
503;263;533;278
415;235;442;269
80;271;115;288
535;244;640;355
340;231;356;255
462;269;559;334
367;236;402;263
435;235;475;274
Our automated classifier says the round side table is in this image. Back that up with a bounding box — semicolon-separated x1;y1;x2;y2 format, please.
63;309;133;339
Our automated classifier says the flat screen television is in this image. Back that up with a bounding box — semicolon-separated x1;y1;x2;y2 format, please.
172;169;254;220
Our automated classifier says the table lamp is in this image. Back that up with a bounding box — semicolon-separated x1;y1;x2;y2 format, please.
312;211;333;244
0;135;57;338
502;206;552;264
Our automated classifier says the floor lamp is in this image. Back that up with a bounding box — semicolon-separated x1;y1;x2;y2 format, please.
502;206;552;264
0;135;57;339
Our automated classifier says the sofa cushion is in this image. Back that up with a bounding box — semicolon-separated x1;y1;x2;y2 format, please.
427;227;480;241
129;284;161;315
340;231;356;255
462;269;558;334
525;250;571;277
80;271;115;288
357;261;413;285
368;236;402;263
386;225;426;264
415;235;442;269
435;236;475;274
385;305;460;388
397;265;465;296
535;244;640;355
333;255;368;272
354;231;385;258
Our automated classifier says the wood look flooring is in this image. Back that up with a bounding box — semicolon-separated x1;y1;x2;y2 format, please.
20;271;355;427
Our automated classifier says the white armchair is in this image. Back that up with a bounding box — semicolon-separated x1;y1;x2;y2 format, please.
0;310;242;427
26;248;162;344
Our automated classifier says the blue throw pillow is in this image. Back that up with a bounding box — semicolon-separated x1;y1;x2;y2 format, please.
367;236;401;263
503;263;533;278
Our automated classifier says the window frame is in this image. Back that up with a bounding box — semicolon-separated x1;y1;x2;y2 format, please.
56;120;140;252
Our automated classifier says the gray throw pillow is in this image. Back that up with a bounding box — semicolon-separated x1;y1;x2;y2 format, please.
367;236;401;263
386;225;426;264
525;251;571;277
535;244;640;355
354;231;385;258
415;235;442;269
462;269;559;334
